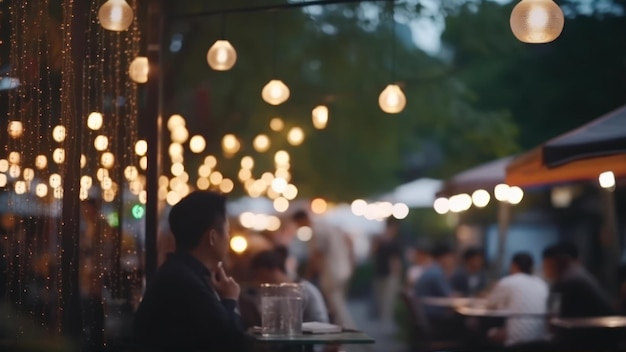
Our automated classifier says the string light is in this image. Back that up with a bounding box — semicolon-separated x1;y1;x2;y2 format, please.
207;40;237;71
379;84;406;114
98;0;134;31
128;56;149;83
262;80;290;105
510;0;564;43
312;105;329;129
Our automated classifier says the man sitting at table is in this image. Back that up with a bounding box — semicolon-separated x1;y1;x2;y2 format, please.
413;243;458;334
486;252;549;345
133;191;251;352
542;243;615;318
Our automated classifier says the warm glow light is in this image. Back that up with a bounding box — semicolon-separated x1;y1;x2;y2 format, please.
167;114;186;131
171;162;184;176
240;156;254;169
15;181;26;195
0;159;8;172
8;121;24;138
378;84;406;114
283;184;298;200
433;197;450;215
169;143;183;158
510;0;564;43
262;80;290;105
49;173;62;188
392;203;409;219
81;175;93;189
207;40;237;71
36;183;48;198
53;148;65;164
271;177;288;193
80;154;87;168
94;135;109;151
494;184;511;202
274;150;290;165
53;187;63;199
599;171;616;189
129;56;149;83
296;226;313;242
471;189;491;208
204;155;217;168
311;198;327;214
139;156;147;170
8;165;19;178
351;199;367;216
312;105;329;129
267;216;281;231
270;117;284;132
8;152;20;164
238;168;251;181
222;134;240;155
98;0;134;31
209;171;223;185
253;134;270;153
449;194;472;213
239;212;255;228
101;152;115;169
135;140;147;156
197;177;210;190
166;191;182;205
35;155;47;170
87;112;104;130
287;127;305;146
189;135;206;153
508;186;524;205
219;178;234;193
171;126;189;144
273;197;290;212
230;235;248;254
0;174;6;187
52;125;66;142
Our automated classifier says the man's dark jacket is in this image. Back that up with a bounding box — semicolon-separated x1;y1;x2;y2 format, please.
133;252;251;351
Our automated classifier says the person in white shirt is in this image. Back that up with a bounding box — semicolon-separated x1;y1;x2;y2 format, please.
295;210;357;330
486;252;549;346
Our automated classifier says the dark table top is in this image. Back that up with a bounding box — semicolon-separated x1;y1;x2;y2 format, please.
251;331;375;345
457;306;548;318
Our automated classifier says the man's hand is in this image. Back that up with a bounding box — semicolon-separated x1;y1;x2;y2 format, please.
212;261;240;300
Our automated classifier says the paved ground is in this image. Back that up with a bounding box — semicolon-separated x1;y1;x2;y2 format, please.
344;298;407;352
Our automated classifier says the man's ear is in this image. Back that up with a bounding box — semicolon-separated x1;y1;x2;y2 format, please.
207;229;215;247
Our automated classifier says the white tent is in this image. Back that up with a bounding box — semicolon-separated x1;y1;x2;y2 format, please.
379;178;442;208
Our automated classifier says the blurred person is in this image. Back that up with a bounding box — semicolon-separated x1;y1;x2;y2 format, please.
134;191;251;352
486;252;549;346
371;217;403;323
247;247;329;323
451;247;488;297
413;243;458;327
542;242;615;318
294;210;356;329
405;243;432;290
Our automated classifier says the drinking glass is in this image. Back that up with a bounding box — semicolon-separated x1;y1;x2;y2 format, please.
260;283;303;336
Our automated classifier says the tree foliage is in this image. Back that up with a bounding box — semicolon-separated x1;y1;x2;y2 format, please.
159;1;519;201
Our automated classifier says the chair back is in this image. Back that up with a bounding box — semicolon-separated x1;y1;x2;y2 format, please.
400;290;431;339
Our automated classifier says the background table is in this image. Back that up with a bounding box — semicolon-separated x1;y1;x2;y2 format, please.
551;316;626;329
252;331;375;345
457;306;547;318
421;297;487;308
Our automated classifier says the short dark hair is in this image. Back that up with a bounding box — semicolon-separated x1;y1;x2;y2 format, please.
430;242;453;259
542;242;578;260
250;248;288;273
168;191;227;251
511;252;533;274
462;247;483;261
292;209;309;223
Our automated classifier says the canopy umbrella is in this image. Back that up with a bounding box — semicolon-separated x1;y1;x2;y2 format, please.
378;178;443;208
543;104;626;167
437;156;513;197
507;147;626;188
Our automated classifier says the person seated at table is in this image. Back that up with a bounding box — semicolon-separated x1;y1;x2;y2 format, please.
451;247;488;297
485;252;549;346
133;191;251;352
542;243;615;318
246;247;330;324
413;243;459;333
405;242;432;290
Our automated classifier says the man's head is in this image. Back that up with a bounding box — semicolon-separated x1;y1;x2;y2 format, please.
384;217;401;237
542;242;578;281
510;252;533;274
430;242;456;275
168;191;229;261
250;248;289;284
292;209;311;228
462;247;485;274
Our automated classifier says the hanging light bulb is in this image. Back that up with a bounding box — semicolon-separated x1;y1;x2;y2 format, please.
129;56;149;83
262;80;290;105
510;0;564;43
98;0;134;32
378;84;406;114
312;105;329;129
207;40;237;71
